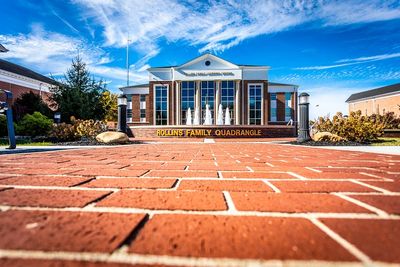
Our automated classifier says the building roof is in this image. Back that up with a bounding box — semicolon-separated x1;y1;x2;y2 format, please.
120;83;149;90
346;83;400;102
149;54;269;69
0;44;8;52
268;82;298;87
0;59;56;85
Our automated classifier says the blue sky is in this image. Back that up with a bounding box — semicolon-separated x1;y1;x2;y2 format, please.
1;0;400;118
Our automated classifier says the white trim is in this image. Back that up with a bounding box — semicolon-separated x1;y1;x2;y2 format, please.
121;87;149;95
153;84;169;125
247;83;264;125
178;54;239;69
268;87;296;93
0;70;54;92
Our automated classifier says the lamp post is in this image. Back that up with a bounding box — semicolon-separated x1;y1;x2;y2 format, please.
117;94;127;133
297;92;311;143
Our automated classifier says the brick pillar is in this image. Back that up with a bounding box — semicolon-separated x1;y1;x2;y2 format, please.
176;81;180;125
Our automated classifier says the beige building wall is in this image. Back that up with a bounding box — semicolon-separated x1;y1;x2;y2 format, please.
349;93;400;116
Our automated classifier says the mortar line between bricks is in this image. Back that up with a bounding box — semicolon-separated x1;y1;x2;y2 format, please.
0;249;376;267
349;179;393;194
286;172;307;180
222;191;238;213
305;167;322;173
1;205;399;219
333;193;390;218
309;218;372;264
262;180;281;193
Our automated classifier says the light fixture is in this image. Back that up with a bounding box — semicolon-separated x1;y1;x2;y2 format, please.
118;94;127;106
298;92;310;105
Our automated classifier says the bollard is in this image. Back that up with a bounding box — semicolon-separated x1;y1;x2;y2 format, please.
297;92;311;143
117;94;127;133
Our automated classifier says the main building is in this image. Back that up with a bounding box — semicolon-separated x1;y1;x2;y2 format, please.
120;54;298;137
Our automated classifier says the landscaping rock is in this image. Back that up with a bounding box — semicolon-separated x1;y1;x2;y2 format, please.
96;131;129;144
312;131;344;142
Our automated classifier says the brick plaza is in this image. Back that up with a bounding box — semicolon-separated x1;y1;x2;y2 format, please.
0;139;399;266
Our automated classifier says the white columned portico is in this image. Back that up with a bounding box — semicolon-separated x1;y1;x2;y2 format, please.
195;80;201;118
215;80;221;124
235;80;241;125
175;81;180;125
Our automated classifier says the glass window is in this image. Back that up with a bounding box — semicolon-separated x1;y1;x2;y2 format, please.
140;95;146;102
248;84;262;125
285;92;292;121
201;81;215;124
221;81;235;124
270;93;277;122
154;85;168;125
181;81;195;124
127;109;132;118
126;94;132;102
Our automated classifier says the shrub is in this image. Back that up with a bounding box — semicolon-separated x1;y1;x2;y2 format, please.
0;115;7;137
16;112;53;137
315;111;384;142
75;119;107;139
369;112;400;129
50;123;78;142
50;118;107;142
12;91;52;121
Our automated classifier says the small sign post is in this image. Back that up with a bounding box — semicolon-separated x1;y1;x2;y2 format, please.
0;89;16;149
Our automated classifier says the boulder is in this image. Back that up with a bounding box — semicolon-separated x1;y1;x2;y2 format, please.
312;131;344;142
96;131;129;144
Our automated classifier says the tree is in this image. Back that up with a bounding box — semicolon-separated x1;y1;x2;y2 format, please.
50;56;106;122
100;91;118;122
12;91;52;121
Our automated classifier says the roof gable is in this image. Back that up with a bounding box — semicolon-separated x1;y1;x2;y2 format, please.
177;54;239;70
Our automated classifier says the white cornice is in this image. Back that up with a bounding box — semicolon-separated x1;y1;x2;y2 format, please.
346;91;400;103
0;69;55;92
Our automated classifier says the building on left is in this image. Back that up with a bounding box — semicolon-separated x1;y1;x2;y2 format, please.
0;59;57;103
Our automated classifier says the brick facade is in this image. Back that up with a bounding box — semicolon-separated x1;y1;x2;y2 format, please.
0;81;52;104
349;94;400;116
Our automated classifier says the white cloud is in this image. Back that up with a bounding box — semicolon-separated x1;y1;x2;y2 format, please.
320;0;400;26
72;0;400;55
295;52;400;70
0;25;147;89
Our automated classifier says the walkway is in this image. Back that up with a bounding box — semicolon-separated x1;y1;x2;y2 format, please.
0;141;399;266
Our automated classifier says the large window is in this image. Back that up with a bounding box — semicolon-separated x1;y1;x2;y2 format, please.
270;93;277;122
248;84;262;125
140;94;146;123
154;85;168;125
221;81;235;124
126;94;132;123
201;81;215;124
285;92;292;121
181;81;195;124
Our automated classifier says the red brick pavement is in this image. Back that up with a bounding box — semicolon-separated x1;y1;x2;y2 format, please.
0;141;399;266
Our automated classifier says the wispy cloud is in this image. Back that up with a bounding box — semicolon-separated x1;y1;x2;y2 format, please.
72;0;400;55
295;52;400;70
0;24;147;87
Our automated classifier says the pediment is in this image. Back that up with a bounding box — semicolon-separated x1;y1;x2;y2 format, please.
177;54;239;70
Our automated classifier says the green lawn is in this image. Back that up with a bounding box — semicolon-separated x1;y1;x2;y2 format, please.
371;137;400;146
0;139;53;146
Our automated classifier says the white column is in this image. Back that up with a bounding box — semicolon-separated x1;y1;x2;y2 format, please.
235;80;240;125
215;80;220;125
195;80;201;115
175;81;180;125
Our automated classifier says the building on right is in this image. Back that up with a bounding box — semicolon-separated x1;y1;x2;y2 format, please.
346;83;400;116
